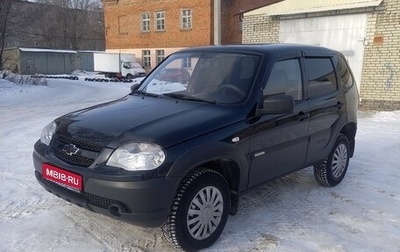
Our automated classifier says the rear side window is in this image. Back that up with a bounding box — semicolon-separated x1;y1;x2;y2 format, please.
333;55;354;89
264;59;303;101
306;58;337;97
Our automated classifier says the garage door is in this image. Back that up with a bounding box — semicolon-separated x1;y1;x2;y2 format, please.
279;14;367;91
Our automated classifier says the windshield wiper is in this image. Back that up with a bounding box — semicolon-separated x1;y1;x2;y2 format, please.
163;93;217;104
131;90;160;98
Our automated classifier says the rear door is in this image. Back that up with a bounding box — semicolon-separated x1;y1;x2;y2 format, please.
302;51;346;165
248;55;310;187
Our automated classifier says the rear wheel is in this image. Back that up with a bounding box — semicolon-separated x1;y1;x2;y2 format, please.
162;168;230;251
314;134;350;187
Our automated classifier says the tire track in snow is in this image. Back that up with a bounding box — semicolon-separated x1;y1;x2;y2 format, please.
0;171;66;222
59;206;176;252
0;196;67;222
216;168;327;251
237;168;315;215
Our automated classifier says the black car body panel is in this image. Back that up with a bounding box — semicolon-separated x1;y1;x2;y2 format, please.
56;95;246;149
33;44;358;231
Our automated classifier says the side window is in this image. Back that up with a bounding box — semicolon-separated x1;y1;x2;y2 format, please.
264;59;303;101
306;58;337;97
333;55;354;89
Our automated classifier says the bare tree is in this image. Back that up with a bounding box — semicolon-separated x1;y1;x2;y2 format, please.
37;0;102;10
1;0;103;70
36;0;104;50
1;0;47;70
0;0;13;70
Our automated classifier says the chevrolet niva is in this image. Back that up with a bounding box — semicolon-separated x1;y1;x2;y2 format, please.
33;44;358;251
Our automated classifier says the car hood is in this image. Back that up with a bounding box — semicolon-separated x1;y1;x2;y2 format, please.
55;94;245;149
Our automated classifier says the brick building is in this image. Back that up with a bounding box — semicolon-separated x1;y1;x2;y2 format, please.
242;0;400;111
102;0;281;72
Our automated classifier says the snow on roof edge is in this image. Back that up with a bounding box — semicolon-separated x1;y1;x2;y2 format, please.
245;0;382;16
19;48;78;54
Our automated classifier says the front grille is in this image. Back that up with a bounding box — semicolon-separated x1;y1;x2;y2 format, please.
51;134;104;167
85;192;131;212
53;149;94;167
56;134;104;152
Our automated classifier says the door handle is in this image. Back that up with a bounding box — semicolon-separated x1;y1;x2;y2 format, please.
336;102;343;110
297;112;310;121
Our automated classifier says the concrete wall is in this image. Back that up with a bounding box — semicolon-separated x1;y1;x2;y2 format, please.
78;52;95;71
3;48;77;75
2;49;20;73
19;52;76;75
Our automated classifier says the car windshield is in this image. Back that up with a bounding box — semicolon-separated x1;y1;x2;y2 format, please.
123;62;133;69
138;51;262;104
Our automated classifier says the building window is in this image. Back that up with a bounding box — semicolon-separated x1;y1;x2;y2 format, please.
181;9;192;29
156;50;165;65
155;11;165;31
182;58;191;69
141;12;150;32
142;50;151;67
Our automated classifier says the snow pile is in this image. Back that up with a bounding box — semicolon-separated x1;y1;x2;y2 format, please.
1;70;47;86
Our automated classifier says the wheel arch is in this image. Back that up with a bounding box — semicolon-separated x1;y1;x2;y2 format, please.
339;121;357;157
126;73;133;80
166;142;249;214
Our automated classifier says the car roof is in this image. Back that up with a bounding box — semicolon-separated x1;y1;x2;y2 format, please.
177;43;338;57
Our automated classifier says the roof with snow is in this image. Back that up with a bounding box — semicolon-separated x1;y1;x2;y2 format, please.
245;0;383;16
19;48;78;54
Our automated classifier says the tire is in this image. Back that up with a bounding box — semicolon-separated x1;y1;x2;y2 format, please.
162;168;230;251
314;134;350;187
126;74;133;80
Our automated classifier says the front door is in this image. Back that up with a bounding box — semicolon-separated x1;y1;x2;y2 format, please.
248;58;310;187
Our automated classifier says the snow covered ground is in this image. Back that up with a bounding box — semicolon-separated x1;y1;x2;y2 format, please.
1;77;399;252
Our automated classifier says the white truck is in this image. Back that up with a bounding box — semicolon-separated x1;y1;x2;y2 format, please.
93;52;146;79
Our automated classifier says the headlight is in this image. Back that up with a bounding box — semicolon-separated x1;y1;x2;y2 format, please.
40;121;57;145
107;143;166;171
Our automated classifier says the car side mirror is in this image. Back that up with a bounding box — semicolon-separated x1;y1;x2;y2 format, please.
130;83;140;93
257;94;294;115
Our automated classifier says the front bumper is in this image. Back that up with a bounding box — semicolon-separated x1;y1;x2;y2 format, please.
33;150;179;227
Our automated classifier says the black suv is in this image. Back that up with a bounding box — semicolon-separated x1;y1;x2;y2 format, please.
33;44;358;251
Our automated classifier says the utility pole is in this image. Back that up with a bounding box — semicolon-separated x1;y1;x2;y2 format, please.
213;0;221;45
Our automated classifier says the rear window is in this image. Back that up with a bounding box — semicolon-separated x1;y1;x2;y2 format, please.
306;58;337;97
333;55;354;89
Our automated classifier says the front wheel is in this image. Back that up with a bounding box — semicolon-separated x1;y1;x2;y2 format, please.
314;134;350;187
162;168;230;251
